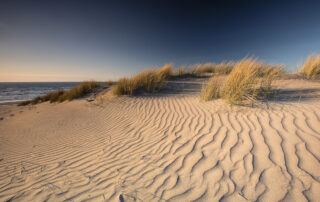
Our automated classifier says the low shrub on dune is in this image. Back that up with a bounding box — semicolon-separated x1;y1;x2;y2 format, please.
113;64;173;96
301;54;320;79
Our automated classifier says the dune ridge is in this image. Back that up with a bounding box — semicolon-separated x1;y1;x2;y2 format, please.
0;79;320;201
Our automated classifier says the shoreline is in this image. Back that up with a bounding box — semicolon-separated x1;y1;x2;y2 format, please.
0;100;23;106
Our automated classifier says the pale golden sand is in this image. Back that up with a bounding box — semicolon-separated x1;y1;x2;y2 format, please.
0;78;320;201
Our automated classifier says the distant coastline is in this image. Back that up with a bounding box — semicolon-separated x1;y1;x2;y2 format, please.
0;82;82;103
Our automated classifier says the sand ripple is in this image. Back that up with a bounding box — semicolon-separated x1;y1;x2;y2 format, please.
0;93;320;201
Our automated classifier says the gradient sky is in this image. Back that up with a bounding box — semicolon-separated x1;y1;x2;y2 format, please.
1;0;320;81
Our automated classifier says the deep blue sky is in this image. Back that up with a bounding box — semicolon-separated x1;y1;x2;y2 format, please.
1;0;320;81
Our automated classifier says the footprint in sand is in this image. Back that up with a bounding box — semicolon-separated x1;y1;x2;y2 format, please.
119;193;139;202
119;194;125;202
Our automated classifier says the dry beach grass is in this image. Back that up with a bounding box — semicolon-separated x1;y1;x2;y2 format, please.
200;58;284;104
0;77;320;201
113;64;173;96
200;76;223;101
301;54;320;79
18;81;99;106
2;54;319;201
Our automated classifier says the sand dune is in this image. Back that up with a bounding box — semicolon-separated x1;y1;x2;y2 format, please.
0;79;320;201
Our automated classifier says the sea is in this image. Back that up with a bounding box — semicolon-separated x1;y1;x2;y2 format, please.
0;82;81;104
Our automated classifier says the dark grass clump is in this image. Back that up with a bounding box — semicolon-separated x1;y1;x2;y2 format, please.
42;89;66;103
106;80;116;87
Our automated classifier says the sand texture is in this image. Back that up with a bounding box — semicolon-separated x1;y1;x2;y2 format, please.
0;78;320;201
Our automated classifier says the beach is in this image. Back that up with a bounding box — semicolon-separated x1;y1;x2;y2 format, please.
0;78;320;201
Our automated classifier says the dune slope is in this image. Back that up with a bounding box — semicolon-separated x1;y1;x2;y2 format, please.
0;79;320;201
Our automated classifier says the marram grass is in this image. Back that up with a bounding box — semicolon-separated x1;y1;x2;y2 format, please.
201;57;284;105
177;62;235;77
200;76;223;101
18;81;99;106
113;64;173;96
301;54;320;79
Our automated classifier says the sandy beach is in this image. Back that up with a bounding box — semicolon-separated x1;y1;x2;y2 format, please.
0;78;320;201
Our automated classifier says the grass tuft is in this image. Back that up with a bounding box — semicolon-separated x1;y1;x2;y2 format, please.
177;66;185;77
106;80;116;87
64;81;99;101
155;63;173;81
301;54;320;79
200;76;223;101
222;58;283;105
113;64;173;96
198;58;284;105
42;89;66;103
178;62;235;77
212;62;235;74
18;81;99;106
222;58;261;104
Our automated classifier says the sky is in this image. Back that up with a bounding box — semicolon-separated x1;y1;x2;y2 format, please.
1;0;320;82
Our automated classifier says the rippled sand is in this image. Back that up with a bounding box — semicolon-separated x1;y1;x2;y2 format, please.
0;78;320;201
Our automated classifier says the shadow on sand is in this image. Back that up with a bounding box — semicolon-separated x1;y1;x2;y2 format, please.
273;88;320;102
132;77;320;103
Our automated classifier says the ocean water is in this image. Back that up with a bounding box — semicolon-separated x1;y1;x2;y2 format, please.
0;82;81;103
